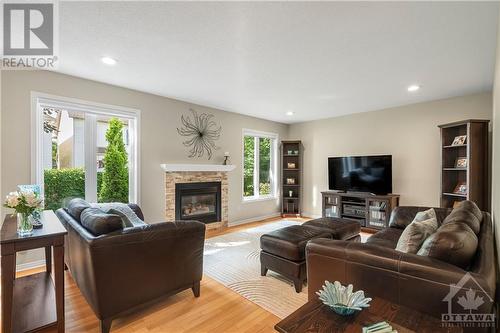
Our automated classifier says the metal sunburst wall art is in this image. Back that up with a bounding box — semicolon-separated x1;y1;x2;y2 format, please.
177;109;222;160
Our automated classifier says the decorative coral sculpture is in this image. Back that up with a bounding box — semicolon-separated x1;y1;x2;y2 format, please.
316;280;372;316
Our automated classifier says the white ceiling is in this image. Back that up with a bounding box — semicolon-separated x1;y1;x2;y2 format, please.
56;2;499;124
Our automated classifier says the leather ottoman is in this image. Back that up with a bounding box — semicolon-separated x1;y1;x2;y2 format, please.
303;217;361;241
260;218;361;293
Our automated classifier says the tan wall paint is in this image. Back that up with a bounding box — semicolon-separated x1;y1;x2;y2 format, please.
492;13;500;269
0;70;2;219
288;93;492;217
1;70;288;265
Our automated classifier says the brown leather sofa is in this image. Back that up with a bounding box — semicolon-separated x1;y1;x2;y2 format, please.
306;206;496;321
56;200;206;333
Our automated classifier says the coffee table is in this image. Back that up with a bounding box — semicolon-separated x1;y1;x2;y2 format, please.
275;299;462;333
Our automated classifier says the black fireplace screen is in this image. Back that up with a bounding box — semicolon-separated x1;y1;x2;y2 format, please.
181;194;216;217
175;182;221;223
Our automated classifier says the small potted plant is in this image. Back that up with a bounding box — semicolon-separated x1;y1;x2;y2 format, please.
4;190;43;236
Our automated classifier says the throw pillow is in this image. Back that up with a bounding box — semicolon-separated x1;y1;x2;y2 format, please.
417;222;478;269
395;208;438;253
91;203;145;228
80;207;123;236
413;207;437;223
442;200;482;234
66;198;91;222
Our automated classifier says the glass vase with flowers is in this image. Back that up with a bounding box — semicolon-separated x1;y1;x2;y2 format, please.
4;190;43;236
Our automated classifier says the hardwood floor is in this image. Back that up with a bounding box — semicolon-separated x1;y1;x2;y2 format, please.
2;217;373;333
41;273;278;333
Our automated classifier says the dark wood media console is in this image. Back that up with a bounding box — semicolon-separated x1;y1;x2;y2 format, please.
321;191;400;230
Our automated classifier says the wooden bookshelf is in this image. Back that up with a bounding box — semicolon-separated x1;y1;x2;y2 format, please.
281;140;302;217
438;119;489;211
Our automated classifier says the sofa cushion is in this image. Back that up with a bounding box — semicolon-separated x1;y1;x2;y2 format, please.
260;225;331;261
441;200;482;234
366;227;403;249
417;222;478;269
395;209;438;253
66;198;91;222
80;207;123;236
302;217;360;240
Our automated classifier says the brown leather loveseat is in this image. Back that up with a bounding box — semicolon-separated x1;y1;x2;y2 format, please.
306;204;496;321
56;199;206;333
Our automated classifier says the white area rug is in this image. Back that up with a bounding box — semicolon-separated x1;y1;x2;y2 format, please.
203;220;308;319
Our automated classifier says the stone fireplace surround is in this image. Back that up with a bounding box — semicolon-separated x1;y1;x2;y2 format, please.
162;164;236;230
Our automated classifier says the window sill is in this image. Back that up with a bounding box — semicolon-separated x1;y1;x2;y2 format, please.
242;196;278;203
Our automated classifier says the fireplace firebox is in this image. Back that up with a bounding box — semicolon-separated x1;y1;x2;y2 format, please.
175;182;221;224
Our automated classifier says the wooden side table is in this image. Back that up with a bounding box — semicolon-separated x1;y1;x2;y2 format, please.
275;299;462;333
1;210;67;333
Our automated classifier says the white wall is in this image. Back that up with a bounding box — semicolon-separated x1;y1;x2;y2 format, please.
1;70;288;266
288;93;492;217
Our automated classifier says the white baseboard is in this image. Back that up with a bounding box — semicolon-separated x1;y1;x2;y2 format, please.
228;212;281;227
302;211;322;219
16;259;45;272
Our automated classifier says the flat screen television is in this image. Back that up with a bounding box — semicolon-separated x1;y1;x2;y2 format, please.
328;155;392;194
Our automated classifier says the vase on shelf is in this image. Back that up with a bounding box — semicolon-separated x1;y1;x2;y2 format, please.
17;212;33;236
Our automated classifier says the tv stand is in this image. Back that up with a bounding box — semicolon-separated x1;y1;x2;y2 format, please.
321;191;400;230
345;191;377;196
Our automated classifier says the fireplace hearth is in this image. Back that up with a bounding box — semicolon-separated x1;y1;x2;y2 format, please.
175;182;221;224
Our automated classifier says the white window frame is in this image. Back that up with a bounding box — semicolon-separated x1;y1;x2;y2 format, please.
242;128;279;202
31;91;141;204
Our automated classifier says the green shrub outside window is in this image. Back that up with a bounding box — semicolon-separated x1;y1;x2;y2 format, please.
44;168;103;211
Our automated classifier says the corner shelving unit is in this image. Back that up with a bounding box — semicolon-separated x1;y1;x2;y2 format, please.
439;119;489;211
281;140;302;217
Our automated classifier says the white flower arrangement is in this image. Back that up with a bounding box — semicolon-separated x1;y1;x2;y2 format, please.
4;190;43;215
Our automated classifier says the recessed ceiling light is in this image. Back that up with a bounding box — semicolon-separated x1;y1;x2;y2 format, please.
286;111;294;116
101;57;117;65
407;84;420;92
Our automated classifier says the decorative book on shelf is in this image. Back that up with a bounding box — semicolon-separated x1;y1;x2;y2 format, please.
281;140;302;217
438;119;489;211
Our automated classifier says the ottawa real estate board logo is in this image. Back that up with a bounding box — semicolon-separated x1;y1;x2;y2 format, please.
442;272;496;329
1;2;58;69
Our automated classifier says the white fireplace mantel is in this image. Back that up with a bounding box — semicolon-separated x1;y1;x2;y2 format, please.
161;163;236;172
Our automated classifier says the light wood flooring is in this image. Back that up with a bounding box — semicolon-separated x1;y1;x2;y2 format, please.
2;217;372;333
